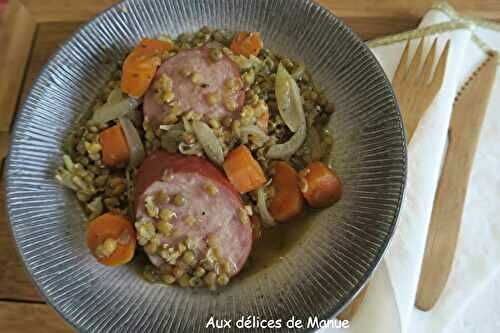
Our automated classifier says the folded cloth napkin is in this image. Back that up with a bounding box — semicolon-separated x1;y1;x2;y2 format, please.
323;2;500;333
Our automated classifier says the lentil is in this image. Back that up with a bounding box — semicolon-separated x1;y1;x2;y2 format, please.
144;195;159;218
209;48;223;62
224;98;238;112
206;92;220;106
189;276;202;287
204;271;217;286
191;72;203;85
157;220;174;236
184;215;197;226
172;267;185;279
182;251;196;265
204;182;218;196
217;273;230;286
143;265;160;283
144;240;159;254
173;194;186;206
178;274;191;288
222;116;233;128
238;207;250;225
194;266;206;278
161;273;176;285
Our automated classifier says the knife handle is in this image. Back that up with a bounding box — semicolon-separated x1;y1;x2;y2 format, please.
415;53;498;310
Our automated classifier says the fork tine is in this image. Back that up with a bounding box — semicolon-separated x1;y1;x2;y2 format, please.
430;39;451;91
393;40;411;84
407;38;425;81
419;38;438;84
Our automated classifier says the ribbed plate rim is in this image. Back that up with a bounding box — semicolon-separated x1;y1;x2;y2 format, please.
4;0;407;331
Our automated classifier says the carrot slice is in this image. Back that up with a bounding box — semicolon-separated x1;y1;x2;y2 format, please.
269;161;304;222
121;38;174;98
99;124;130;167
223;145;267;193
230;32;263;57
299;161;342;208
87;213;136;266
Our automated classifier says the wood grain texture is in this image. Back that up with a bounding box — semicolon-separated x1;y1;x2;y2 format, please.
17;0;500;23
0;0;36;163
20;22;83;100
395;38;450;142
415;54;498;310
0;301;72;332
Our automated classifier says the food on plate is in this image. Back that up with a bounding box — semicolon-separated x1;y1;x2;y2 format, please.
86;212;136;266
268;161;304;222
56;27;341;289
299;161;342;208
223;145;267;193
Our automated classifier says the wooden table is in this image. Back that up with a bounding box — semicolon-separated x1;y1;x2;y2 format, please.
0;0;499;331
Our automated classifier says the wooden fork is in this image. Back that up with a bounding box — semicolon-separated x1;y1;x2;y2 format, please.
337;37;450;321
394;37;450;142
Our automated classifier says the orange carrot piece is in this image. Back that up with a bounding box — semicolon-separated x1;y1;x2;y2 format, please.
223;145;267;193
299;161;342;208
121;38;174;98
230;32;263;57
269;161;304;222
99;124;130;167
87;213;136;266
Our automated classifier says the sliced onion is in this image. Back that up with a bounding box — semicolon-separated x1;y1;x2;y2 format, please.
87;197;103;220
161;130;184;153
267;124;307;159
159;123;184;153
192;120;224;165
240;125;269;147
91;97;140;124
257;186;276;227
107;87;124;104
182;116;193;133
275;63;305;132
119;116;145;168
179;142;203;156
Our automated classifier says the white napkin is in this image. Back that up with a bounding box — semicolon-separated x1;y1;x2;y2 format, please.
322;2;500;333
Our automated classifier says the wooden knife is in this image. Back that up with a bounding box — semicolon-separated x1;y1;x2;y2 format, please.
415;52;499;311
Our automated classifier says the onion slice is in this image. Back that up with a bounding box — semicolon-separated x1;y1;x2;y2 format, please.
179;142;203;156
107;87;124;104
267;124;306;159
91;97;140;124
257;186;276;227
192;120;225;165
240;125;269;147
119;117;145;168
275;63;305;132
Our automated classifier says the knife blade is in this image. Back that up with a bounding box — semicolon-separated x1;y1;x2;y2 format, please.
415;52;499;311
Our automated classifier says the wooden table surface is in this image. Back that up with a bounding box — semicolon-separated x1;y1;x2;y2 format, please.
1;0;499;331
